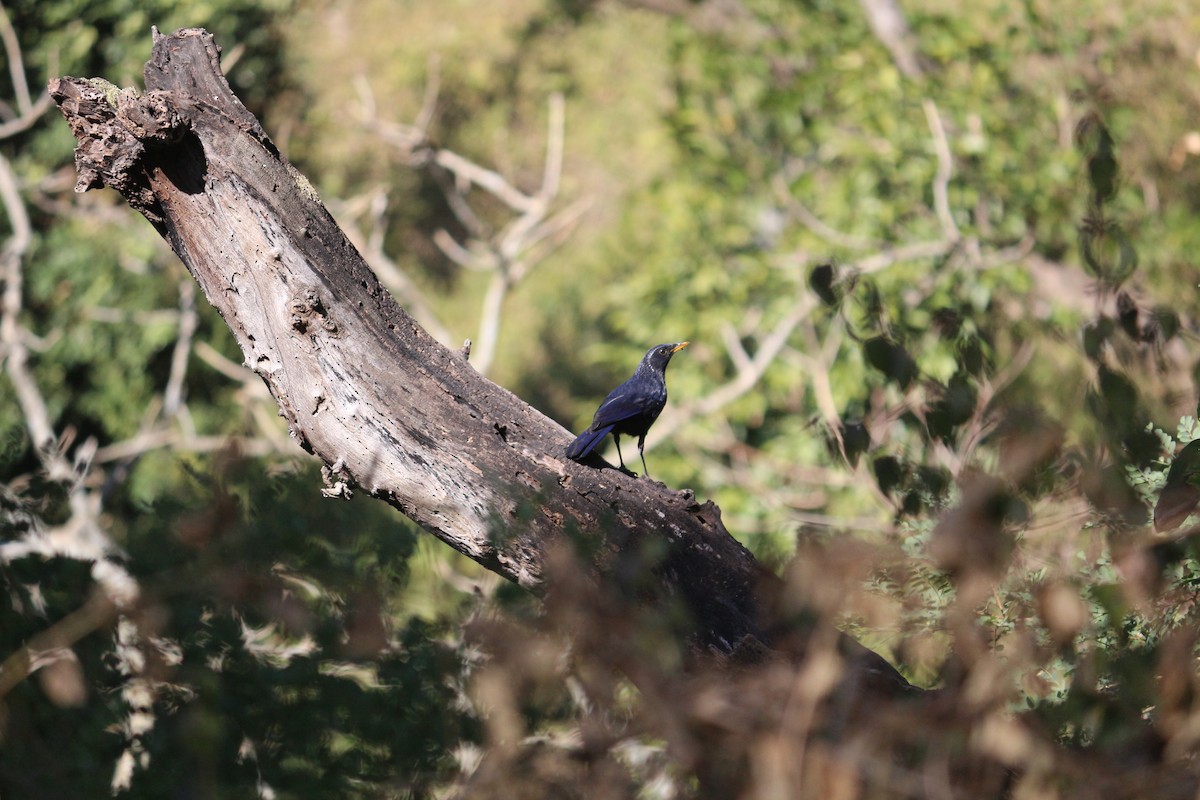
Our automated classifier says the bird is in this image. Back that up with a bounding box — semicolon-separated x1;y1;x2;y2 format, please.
565;342;689;477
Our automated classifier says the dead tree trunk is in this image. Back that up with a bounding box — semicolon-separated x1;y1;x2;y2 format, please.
50;28;913;693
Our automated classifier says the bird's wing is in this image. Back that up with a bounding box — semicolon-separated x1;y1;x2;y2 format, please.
566;424;615;460
590;386;657;429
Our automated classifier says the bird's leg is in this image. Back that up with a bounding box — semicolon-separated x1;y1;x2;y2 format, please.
613;434;627;470
614;435;638;476
638;435;649;478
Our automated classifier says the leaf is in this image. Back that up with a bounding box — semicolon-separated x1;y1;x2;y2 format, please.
1082;317;1113;361
873;455;905;497
863;336;918;389
1116;291;1138;339
927;374;978;440
1148;306;1180;343
1080;221;1138;287
809;263;839;307
836;419;871;467
931;307;963;338
1095;366;1139;423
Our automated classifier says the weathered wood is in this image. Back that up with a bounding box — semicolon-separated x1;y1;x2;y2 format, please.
49;28;913;690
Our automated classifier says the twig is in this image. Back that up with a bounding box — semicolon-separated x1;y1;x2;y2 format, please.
922;99;959;241
190;342;296;454
432;227;491;270
434;149;538;213
796;319;847;459
652;229;961;453
649;293;819;449
0;92;52;139
0;150;56;459
0;3;53;140
538;92;565;202
0;589;118;701
771;171;879;251
86;307;182;326
192;340;251;381
719;322;753;374
162;278;196;419
415;54;441;133
472;270;509;376
955;340;1036;468
858;0;926;78
93;431;288;464
0;1;32;115
513;197;592;279
856;238;956;276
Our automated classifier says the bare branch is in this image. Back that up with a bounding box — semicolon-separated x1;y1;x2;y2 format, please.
192;341;297;453
162;278;196;418
509;196;592;283
0;2;32;115
0;148;139;613
86;306;181;326
194;340;251;382
0;150;56;459
434;148;538;213
719;322;753;375
473;271;509;376
650;293;819;449
771;172;879;251
415;55;441;133
538;92;565;201
795;320;847;458
352;75;426;154
646;219;988;461
0;92;52;139
856;238;956;275
435;168;491;240
923;99;960;241
0;3;54;141
0;589;118;702
859;0;926;79
93;430;290;464
432;227;492;270
469;93;576;375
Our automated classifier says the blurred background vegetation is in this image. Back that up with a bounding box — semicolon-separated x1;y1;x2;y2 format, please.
4;0;1200;796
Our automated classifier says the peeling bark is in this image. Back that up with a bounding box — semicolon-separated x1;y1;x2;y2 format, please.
50;28;913;692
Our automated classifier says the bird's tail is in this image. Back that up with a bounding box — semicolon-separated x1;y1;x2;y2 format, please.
565;425;613;461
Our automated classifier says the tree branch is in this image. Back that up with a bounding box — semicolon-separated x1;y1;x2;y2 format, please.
52;29;884;674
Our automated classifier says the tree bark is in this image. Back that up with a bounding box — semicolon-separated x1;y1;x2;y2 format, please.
49;28;913;692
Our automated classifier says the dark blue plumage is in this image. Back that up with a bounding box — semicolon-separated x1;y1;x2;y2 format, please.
566;342;689;476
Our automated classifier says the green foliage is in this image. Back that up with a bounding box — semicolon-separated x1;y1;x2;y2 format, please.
2;459;480;799
3;2;486;796
7;0;1200;795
